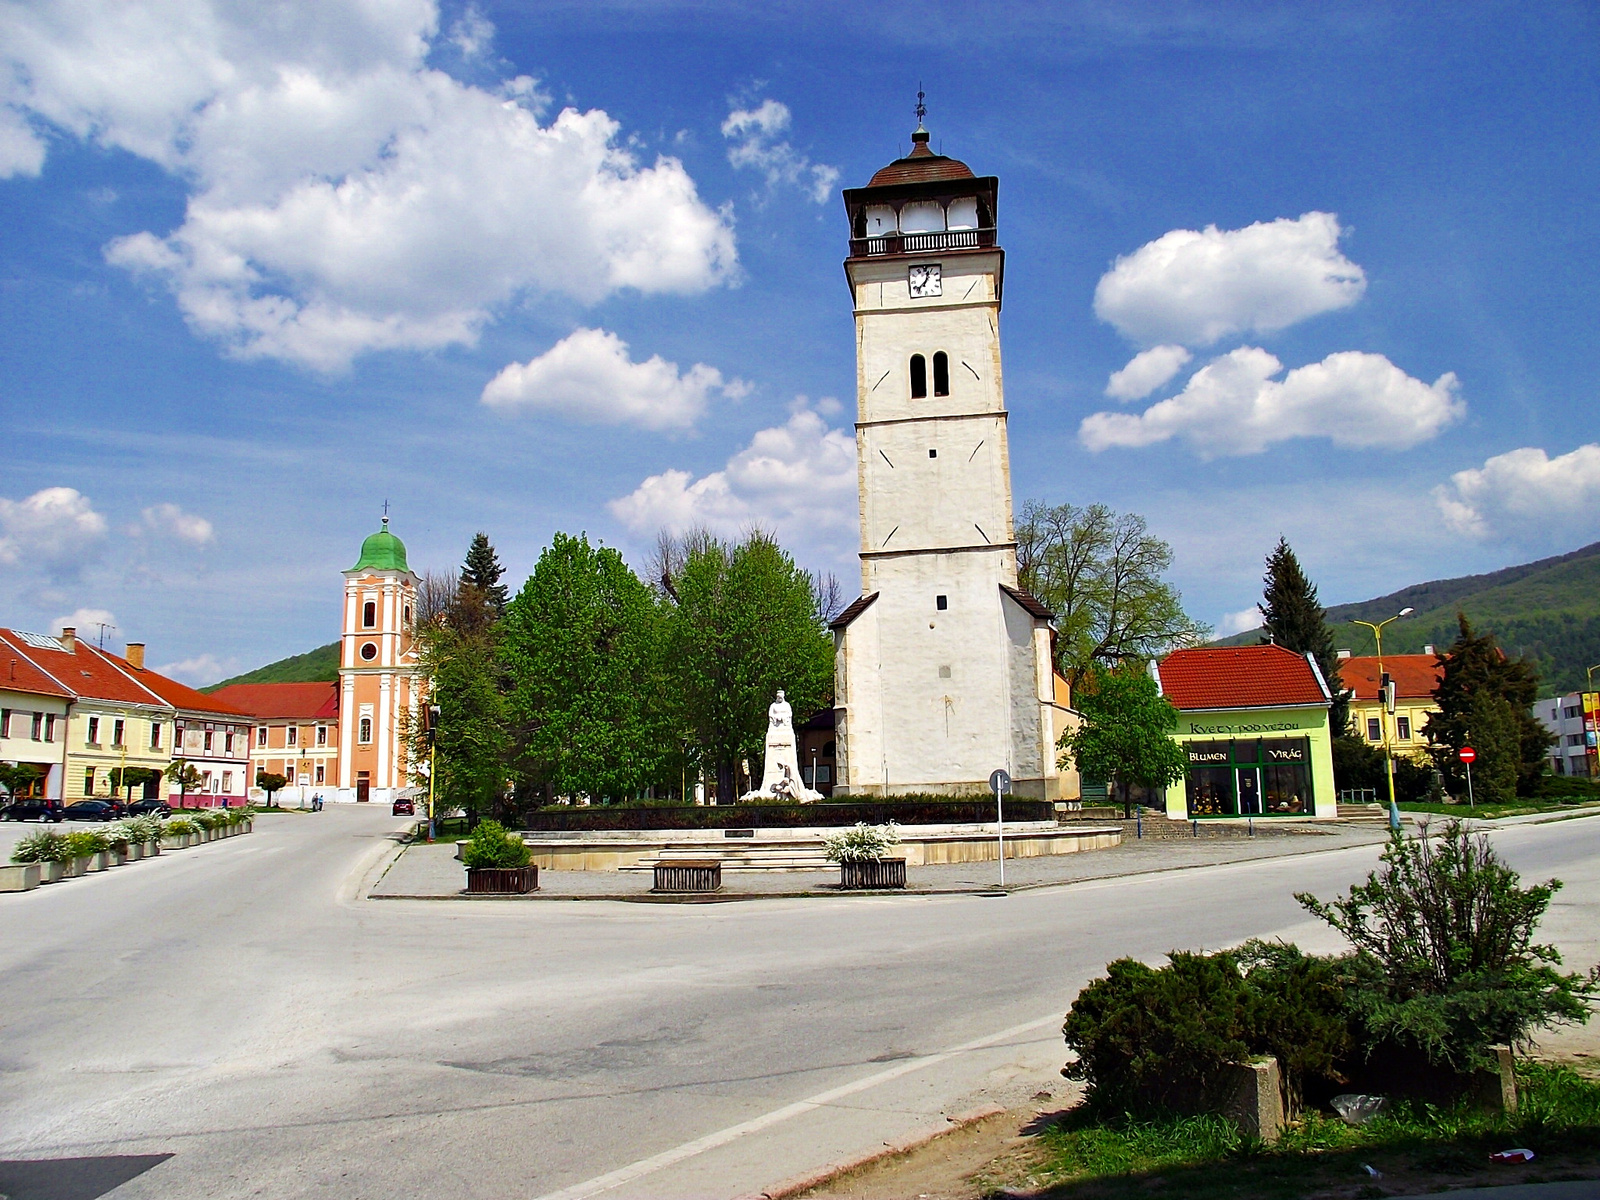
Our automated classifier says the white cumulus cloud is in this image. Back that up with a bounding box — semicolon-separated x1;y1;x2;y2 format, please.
1218;608;1264;637
0;487;109;573
609;407;856;541
51;607;117;642
1434;443;1600;538
0;104;44;177
3;0;737;370
1094;212;1366;347
139;503;215;545
1106;344;1192;401
722;98;839;204
156;652;235;686
481;328;745;430
1079;347;1463;456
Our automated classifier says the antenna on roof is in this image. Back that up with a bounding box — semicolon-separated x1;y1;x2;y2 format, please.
94;621;115;649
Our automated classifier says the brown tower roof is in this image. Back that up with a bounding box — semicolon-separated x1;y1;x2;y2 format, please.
866;129;977;188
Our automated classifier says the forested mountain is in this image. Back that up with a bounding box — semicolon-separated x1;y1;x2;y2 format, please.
1219;541;1600;696
204;641;340;691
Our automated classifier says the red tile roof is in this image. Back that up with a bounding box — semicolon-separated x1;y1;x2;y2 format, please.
1336;654;1442;702
113;652;250;718
1158;644;1331;711
0;631;168;707
0;631;75;699
208;682;339;721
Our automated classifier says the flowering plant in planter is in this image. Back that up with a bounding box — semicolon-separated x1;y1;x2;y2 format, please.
11;829;69;864
825;822;906;889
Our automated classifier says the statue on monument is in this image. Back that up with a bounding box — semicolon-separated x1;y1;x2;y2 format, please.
740;689;821;803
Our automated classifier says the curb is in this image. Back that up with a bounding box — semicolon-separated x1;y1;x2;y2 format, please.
729;1103;1008;1200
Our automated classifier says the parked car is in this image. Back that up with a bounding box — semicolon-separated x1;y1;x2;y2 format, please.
391;797;415;816
1;798;63;822
125;798;172;818
62;800;122;821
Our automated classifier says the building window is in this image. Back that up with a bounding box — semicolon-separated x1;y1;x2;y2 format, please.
935;594;948;611
932;351;949;397
359;717;373;744
315;763;325;784
403;604;412;627
113;719;125;748
928;448;937;458
87;716;100;745
45;714;56;742
285;764;295;783
0;708;9;737
1366;718;1382;742
360;642;377;661
224;731;234;754
823;740;835;757
816;764;832;784
1396;716;1411;740
256;725;268;747
287;726;298;747
31;712;43;740
222;771;232;793
84;768;95;794
151;722;161;749
204;730;214;753
316;725;328;746
363;600;376;628
1564;706;1580;719
1570;734;1585;747
909;354;927;399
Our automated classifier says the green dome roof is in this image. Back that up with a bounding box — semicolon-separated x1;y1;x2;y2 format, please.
350;519;410;572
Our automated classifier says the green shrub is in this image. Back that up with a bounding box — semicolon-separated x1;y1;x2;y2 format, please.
63;829;109;858
164;818;198;836
1297;820;1596;1072
823;822;901;863
461;819;531;869
122;815;163;842
10;829;66;864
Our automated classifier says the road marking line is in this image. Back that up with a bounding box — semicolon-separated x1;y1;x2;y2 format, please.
527;1011;1061;1200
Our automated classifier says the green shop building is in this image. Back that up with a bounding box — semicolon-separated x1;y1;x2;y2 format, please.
1153;644;1336;821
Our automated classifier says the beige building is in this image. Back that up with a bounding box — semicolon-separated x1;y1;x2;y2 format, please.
830;118;1075;799
0;633;73;800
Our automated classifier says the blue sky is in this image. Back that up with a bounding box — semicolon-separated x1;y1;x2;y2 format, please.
2;0;1596;682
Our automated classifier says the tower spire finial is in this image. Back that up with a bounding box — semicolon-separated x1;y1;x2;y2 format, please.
914;84;926;133
381;497;390;529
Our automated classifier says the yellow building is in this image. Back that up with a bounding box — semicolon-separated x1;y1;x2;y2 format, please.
1337;651;1442;761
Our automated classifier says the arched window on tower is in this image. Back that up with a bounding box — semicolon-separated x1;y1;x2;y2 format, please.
933;352;950;397
910;354;927;399
362;601;376;629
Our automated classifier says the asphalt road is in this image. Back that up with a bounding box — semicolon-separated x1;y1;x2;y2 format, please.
1;806;1596;1200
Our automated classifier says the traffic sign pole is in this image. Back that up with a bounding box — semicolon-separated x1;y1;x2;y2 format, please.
989;769;1012;888
1459;746;1476;809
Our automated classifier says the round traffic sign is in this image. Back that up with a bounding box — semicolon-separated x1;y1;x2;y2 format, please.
1459;746;1477;763
989;768;1012;794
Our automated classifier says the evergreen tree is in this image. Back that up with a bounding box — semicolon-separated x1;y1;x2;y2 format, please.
501;533;670;803
1258;537;1347;737
461;532;509;615
1425;613;1553;797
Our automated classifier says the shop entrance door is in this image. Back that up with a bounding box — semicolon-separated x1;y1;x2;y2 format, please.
1236;767;1262;815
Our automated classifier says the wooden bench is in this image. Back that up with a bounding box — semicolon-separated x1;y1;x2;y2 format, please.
653;859;722;893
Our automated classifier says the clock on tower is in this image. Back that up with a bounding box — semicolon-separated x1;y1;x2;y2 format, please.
828;113;1075;800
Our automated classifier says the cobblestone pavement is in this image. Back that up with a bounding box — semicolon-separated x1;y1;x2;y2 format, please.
368;821;1395;901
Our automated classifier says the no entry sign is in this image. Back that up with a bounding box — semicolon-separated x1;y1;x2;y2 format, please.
1460;746;1477;763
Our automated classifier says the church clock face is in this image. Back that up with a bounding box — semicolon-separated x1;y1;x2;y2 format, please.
908;263;942;298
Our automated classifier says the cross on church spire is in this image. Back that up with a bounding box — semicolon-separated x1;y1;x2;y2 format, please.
914;85;926;132
381;498;390;528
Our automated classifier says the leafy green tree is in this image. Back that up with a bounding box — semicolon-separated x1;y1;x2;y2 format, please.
166;759;204;806
253;769;286;807
1424;613;1552;797
1016;501;1208;681
110;766;160;802
461;532;509;616
408;583;510;824
0;762;42;798
663;529;833;803
1058;664;1188;818
1258;536;1347;737
502;532;669;803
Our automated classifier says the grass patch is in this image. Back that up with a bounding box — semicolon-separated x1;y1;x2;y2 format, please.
1398;799;1599;819
1024;1062;1600;1199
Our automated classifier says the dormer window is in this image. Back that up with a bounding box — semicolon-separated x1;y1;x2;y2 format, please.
910;355;927;399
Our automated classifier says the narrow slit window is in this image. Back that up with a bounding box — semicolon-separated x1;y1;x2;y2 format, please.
935;595;948;611
362;600;376;628
909;354;927;399
933;351;949;396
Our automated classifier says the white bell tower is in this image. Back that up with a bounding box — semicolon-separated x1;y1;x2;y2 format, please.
831;110;1071;799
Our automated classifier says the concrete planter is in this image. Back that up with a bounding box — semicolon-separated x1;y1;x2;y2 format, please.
107;848;128;867
123;844;141;862
38;860;63;884
161;835;187;850
840;858;907;890
88;852;110;872
465;866;538;894
143;840;160;857
0;863;41;892
66;856;90;877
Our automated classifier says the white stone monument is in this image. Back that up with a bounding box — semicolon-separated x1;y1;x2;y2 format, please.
740;690;821;803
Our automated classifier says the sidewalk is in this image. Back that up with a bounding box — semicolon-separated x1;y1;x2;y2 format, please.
368;822;1396;902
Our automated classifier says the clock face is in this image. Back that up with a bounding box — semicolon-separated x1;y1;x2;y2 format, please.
908;263;942;298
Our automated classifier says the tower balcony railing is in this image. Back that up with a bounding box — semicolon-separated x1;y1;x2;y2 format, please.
849;227;997;258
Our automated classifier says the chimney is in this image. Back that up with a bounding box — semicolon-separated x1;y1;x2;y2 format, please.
60;627;76;653
1423;644;1435;656
126;642;145;669
1336;649;1351;659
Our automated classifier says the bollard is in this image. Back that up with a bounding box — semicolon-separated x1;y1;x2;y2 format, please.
1249;817;1254;838
1136;806;1143;840
1192;819;1198;838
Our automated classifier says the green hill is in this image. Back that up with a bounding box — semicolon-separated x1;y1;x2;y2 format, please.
1219;541;1600;696
204;641;341;691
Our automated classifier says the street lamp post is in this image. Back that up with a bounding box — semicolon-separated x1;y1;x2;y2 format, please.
1353;607;1414;832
